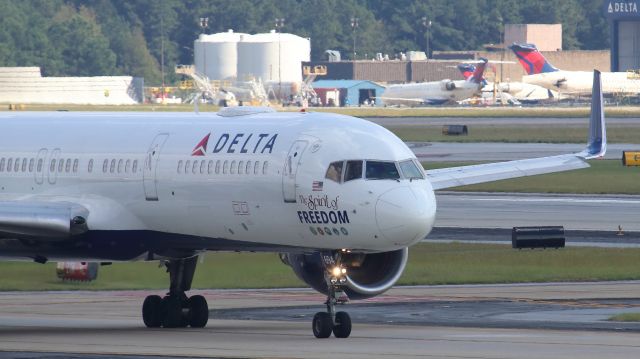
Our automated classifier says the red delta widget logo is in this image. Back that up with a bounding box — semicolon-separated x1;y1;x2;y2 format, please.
191;132;278;156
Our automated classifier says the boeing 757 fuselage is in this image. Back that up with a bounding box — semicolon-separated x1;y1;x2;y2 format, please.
0;71;606;338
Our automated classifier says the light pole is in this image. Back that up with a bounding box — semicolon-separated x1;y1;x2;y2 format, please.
421;17;432;58
350;17;359;61
275;18;285;101
199;17;209;77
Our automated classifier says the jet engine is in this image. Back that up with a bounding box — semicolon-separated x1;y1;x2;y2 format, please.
441;80;456;91
281;248;408;300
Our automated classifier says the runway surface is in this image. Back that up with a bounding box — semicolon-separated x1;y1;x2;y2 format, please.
435;192;640;232
366;116;640;126
1;283;640;358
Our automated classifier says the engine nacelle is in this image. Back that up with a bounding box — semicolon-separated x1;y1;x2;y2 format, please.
283;248;408;300
441;80;456;91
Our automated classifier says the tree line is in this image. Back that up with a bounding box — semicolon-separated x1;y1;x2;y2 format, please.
0;0;609;85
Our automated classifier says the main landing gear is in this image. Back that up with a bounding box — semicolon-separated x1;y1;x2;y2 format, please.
142;256;209;328
312;253;352;338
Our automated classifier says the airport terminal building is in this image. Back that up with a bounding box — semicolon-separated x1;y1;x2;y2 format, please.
605;1;640;71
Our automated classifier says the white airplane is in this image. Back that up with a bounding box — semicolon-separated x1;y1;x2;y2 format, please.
380;59;490;105
0;72;606;339
457;63;554;103
511;43;640;96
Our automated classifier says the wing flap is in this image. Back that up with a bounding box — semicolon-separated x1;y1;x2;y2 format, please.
427;154;588;190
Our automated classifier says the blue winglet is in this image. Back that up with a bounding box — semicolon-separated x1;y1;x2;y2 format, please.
579;70;607;159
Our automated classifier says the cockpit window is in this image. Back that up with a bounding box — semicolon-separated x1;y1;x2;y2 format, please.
399;160;424;179
344;160;363;181
365;161;400;180
325;161;343;183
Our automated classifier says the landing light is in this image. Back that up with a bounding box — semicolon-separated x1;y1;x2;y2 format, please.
329;266;348;285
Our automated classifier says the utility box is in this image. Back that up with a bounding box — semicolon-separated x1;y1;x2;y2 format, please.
512;226;565;249
442;125;468;136
622;151;640;166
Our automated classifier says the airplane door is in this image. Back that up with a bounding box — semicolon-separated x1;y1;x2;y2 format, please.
47;148;60;185
35;148;47;185
282;140;308;203
143;133;169;201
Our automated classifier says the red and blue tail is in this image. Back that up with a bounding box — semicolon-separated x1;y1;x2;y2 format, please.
457;64;476;80
470;58;488;84
509;43;558;75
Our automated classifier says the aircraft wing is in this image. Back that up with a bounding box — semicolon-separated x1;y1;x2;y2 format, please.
426;70;606;191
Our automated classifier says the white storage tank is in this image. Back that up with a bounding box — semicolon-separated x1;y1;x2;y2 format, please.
237;30;310;84
194;30;245;80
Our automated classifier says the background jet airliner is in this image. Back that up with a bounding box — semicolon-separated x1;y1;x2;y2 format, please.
511;43;640;96
0;72;606;339
380;58;490;105
457;63;554;103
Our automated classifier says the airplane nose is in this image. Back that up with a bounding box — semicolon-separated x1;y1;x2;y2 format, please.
375;186;436;246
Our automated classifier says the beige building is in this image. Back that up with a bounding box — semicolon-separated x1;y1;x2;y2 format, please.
504;24;563;51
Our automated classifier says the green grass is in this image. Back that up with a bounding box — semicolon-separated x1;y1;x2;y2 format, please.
389;125;640;143
1;243;640;291
425;160;640;194
6;103;640;118
609;313;640;322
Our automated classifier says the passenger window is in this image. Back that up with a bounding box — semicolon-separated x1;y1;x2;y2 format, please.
185;160;191;174
15;158;21;172
177;160;183;174
132;160;138;173
125;160;131;173
28;159;34;173
73;159;78;173
21;158;27;172
110;159;116;173
207;160;213;174
57;158;64;173
117;159;123;173
65;159;71;173
200;160;206;174
102;159;108;173
8;158;13;172
245;161;251;175
0;158;5;172
325;161;344;183
254;161;260;175
344;160;363;181
230;160;237;174
262;161;268;175
223;160;228;174
366;161;400;180
238;161;244;174
215;160;221;174
37;159;43;172
192;160;198;174
88;159;94;173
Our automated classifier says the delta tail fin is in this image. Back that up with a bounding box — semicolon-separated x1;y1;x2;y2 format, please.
509;43;559;75
457;63;476;80
469;58;488;84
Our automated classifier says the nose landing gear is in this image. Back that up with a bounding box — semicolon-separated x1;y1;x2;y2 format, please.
312;253;352;338
142;256;209;328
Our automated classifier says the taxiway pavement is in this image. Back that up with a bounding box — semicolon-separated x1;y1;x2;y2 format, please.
1;283;639;358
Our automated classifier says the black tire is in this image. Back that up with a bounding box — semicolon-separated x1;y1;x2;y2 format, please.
188;295;209;328
161;296;183;328
312;312;333;338
333;311;352;338
142;295;163;328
